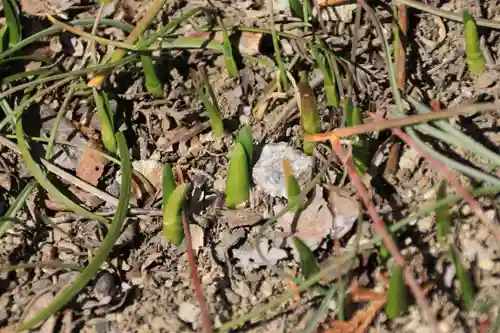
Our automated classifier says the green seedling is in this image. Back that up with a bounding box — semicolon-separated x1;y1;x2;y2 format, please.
283;159;302;212
225;126;253;209
343;97;368;176
463;10;485;73
312;45;339;108
225;142;250;209
289;0;303;19
92;89;117;154
237;124;253;165
292;236;319;279
192;69;224;137
298;72;320;156
163;183;189;245
449;246;474;310
0;25;7;52
162;164;176;203
140;45;163;97
435;181;452;246
268;0;288;90
385;263;408;319
218;16;238;77
2;0;21;47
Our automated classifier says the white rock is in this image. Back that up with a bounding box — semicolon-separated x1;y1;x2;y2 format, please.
233;239;288;271
252;143;312;198
178;302;200;327
443;264;456;288
398;148;421;171
277;186;334;257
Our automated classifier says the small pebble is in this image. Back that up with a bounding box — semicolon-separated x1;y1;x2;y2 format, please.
178;302;200;328
94;271;116;301
479;258;495;271
225;289;241;305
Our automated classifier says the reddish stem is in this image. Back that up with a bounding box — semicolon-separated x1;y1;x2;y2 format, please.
329;138;441;333
176;167;213;333
369;113;500;243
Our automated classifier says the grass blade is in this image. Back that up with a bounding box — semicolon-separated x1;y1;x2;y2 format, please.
2;0;21;47
192;70;224;137
312;45;339;108
0;181;36;237
92;88;117;154
385;263;408;319
283;159;302;212
16;108;109;225
140;52;163;97
463;10;485;73
236;124;253;165
292;236;319;279
449;246;474;310
435;181;451;246
162;163;177;204
225;142;250;209
14;132;131;331
298;71;320;155
218;16;239;77
163;183;189;245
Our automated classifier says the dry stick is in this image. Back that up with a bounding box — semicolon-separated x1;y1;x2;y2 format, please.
328;137;441;333
306;102;500;141
175;166;213;333
395;4;407;92
369;113;500;243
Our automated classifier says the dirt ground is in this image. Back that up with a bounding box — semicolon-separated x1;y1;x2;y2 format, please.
0;0;499;332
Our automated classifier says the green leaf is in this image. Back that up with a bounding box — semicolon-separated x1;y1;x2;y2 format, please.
92;89;117;154
140;53;163;97
449;246;474;310
193;70;224;137
218;17;239;77
385;264;408;319
2;0;21;47
288;0;303;19
283;159;302;212
162;164;176;204
298;72;320;156
163;183;189;245
292;236;319;279
435;181;451;245
344;100;368;176
236;125;253;166
311;45;339;108
463;10;485;73
0;25;8;53
225;142;250;209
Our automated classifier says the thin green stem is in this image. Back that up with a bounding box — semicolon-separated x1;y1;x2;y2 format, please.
14;132;131;332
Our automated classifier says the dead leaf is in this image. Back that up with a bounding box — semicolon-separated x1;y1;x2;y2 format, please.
188;31;225;44
76;138;106;186
222;209;262;229
233;239;287;271
238;31;263;56
277;185;333;253
326;185;359;239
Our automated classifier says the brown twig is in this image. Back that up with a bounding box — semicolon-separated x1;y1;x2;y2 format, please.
306;102;500;141
328;137;441;333
175;166;213;333
395;4;407;92
369;113;500;243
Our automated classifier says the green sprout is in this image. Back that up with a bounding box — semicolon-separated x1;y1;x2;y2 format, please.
463;10;485;73
225;126;253;209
